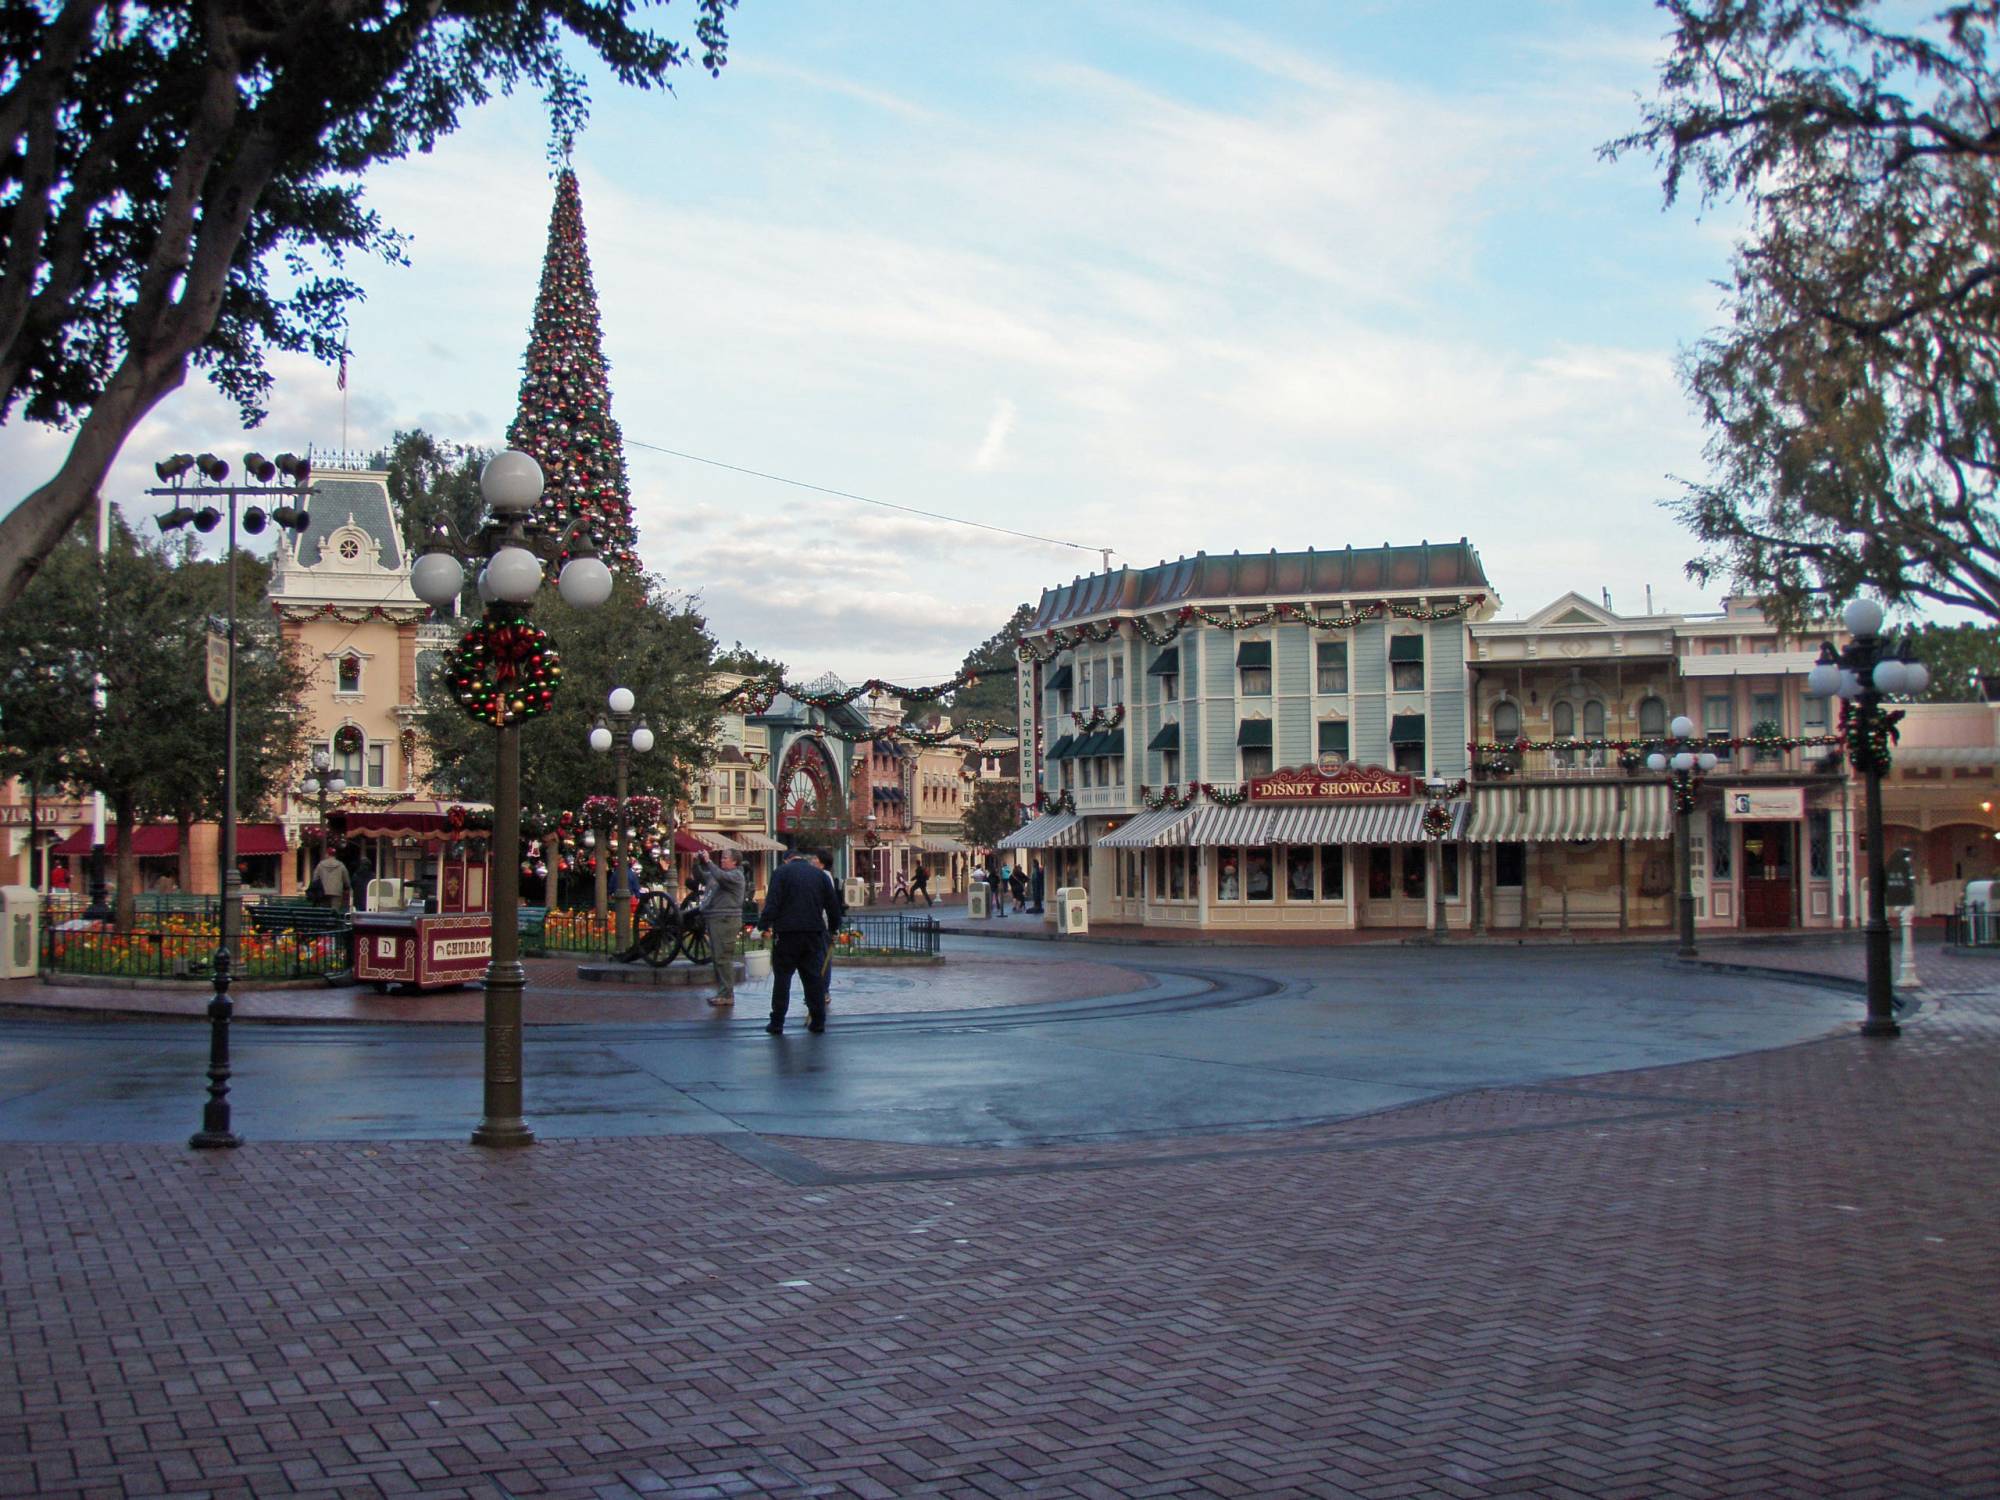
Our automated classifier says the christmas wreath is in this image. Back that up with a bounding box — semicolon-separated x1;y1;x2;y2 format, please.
448;610;564;727
332;724;364;756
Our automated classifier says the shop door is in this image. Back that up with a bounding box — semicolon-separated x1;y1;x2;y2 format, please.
1492;842;1525;929
1361;845;1429;926
1741;822;1795;929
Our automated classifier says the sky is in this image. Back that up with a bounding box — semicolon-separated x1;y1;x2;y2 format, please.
0;0;1759;684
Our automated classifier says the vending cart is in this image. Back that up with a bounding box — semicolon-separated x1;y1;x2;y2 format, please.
341;800;494;992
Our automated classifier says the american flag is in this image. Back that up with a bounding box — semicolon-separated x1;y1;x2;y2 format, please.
337;347;348;391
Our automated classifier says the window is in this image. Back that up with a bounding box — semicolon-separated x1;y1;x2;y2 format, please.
1242;746;1273;779
1638;697;1667;738
1168;848;1186;900
1751;691;1782;760
1494;842;1526;888
1809;811;1831;879
1390;714;1425;774
366;742;386;788
1149;648;1179;703
1238;641;1272;696
1710;810;1733;880
1217;853;1242;901
1317;641;1349;694
1803;695;1829;733
1245;848;1274;902
1111;658;1124;706
1493;701;1521;741
1079;662;1092;710
336;655;362;694
1705;696;1734;760
1401;846;1427;898
1367;848;1393;898
1286;846;1315;901
333;734;363;786
1389;635;1425;692
1105;756;1120;786
1582;702;1605;739
1552;702;1576;739
1081;758;1095;787
1162;672;1178;703
1317;721;1350;763
1162;749;1180;787
1320;846;1345;900
734;770;749;802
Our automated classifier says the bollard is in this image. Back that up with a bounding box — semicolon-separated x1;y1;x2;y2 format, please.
1896;907;1921;991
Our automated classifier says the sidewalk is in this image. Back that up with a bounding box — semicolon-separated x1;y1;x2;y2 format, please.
4;986;1996;1493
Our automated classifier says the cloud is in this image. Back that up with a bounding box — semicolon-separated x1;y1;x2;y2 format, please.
971;399;1016;471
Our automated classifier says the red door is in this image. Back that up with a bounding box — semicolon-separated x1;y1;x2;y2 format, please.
1740;822;1795;929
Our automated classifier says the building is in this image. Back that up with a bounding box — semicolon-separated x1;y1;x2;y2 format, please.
1002;545;1492;931
1881;702;2000;915
683;672;786;897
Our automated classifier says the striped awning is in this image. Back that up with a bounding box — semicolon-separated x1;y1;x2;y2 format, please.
916;834;968;853
1467;783;1673;843
1187;802;1273;847
730;830;788;853
1314;800;1464;844
1097;806;1197;848
997;810;1085;849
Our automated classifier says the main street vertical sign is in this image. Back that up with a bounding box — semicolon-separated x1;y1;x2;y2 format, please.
205;632;230;707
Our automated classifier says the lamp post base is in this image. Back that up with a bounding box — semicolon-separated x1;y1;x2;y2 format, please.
471;1121;537;1149
1859;1015;1902;1038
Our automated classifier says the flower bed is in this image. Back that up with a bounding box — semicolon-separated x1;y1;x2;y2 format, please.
42;918;350;981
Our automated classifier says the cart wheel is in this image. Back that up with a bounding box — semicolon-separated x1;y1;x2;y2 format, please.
641;931;673;968
682;927;711;966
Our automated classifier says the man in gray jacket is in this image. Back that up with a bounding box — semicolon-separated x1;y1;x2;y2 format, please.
695;849;747;1005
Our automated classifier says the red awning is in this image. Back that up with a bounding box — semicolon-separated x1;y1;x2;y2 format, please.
52;822;289;857
673;828;715;854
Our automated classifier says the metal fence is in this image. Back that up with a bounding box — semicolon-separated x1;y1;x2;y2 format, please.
40;922;353;981
837;911;941;958
1948;903;2000;949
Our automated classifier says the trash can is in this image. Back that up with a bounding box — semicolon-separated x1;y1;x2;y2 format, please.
0;886;39;979
967;885;990;919
843;878;868;911
1055;885;1088;935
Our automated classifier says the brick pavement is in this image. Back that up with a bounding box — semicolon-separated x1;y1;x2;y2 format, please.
5;987;1999;1494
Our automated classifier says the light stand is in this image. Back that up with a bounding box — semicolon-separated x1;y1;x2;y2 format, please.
590;688;654;953
1807;600;1928;1037
152;450;314;1150
408;450;616;1147
1647;716;1717;959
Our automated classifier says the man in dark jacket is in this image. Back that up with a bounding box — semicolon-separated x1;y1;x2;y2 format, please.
756;850;841;1034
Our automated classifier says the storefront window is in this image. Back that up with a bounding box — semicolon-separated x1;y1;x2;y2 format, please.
1286;846;1314;900
1710;811;1733;879
1245;847;1273;901
1401;846;1427;898
1169;849;1186;900
1809;812;1831;878
1440;845;1459;899
1320;846;1345;900
1216;854;1242;901
1495;842;1526;887
1368;848;1393;899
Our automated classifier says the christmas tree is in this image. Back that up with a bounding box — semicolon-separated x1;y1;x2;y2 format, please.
506;166;639;570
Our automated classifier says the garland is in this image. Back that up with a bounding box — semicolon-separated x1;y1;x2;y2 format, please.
447;609;564;727
1015;595;1485;660
1138;784;1200;811
578;793;664;832
1843;698;1901;775
1202;781;1249;806
1068;704;1126;733
1467;734;1846;755
1034;787;1078;814
715;664;997;712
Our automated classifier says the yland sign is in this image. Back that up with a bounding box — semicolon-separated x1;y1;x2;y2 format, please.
1249;762;1415;802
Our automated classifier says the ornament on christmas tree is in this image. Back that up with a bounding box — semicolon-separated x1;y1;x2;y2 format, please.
447;609;565;727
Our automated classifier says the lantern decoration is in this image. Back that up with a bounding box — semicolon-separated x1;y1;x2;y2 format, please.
447;609;564;727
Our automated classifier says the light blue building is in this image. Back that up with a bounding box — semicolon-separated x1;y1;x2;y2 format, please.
1000;544;1494;932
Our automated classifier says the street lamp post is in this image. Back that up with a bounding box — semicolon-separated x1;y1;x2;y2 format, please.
1423;775;1456;942
407;450;615;1147
151;450;314;1151
590;687;654;952
299;747;348;885
1647;715;1718;959
1807;599;1929;1038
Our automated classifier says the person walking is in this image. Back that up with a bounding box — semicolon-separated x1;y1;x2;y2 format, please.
757;850;840;1034
352;849;375;913
1009;864;1028;912
910;864;932;907
694;850;747;1007
995;861;1012;916
310;847;350;911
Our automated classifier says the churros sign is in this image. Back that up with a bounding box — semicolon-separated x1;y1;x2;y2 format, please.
1248;763;1415;802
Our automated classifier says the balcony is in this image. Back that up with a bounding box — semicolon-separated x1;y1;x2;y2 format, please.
1472;744;1846;782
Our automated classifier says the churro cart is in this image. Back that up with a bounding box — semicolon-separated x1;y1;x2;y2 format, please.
341;800;494;992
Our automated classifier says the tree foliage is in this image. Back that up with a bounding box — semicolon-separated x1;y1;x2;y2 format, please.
419;571;721;822
0;0;735;611
1609;0;2000;625
1909;620;2000;701
903;602;1031;729
959;780;1021;852
0;514;308;925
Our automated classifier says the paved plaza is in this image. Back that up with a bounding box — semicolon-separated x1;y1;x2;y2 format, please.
3;935;1998;1496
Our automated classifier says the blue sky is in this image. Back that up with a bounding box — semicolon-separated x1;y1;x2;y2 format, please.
2;1;1759;681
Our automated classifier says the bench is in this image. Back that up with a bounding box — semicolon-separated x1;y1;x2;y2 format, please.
517;905;549;947
249;900;350;936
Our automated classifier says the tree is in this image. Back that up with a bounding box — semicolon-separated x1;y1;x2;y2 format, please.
0;0;734;612
1608;1;2000;626
960;780;1022;853
1909;621;2000;702
903;602;1031;729
507;166;640;569
713;640;786;679
0;515;307;926
381;430;489;560
419;571;720;824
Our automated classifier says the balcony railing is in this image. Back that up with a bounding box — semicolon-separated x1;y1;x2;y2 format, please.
1470;743;1846;781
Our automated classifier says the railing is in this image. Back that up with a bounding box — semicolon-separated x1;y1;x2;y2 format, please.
1949;903;2000;949
532;907;622;954
1470;744;1845;781
836;911;941;958
41;921;353;981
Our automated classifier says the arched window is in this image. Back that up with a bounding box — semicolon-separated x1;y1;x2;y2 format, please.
1582;701;1606;738
1638;696;1667;738
1493;701;1521;741
1552;702;1575;739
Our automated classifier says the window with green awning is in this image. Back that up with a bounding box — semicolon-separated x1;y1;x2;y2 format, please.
1390;714;1426;743
1388;635;1425;662
1318;721;1350;757
1235;640;1272;668
1044;664;1073;695
1047;735;1076;760
1147;648;1179;676
1237;719;1272;747
1148;722;1180;751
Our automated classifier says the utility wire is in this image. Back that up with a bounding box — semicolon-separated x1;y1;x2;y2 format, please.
625;438;1112;563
